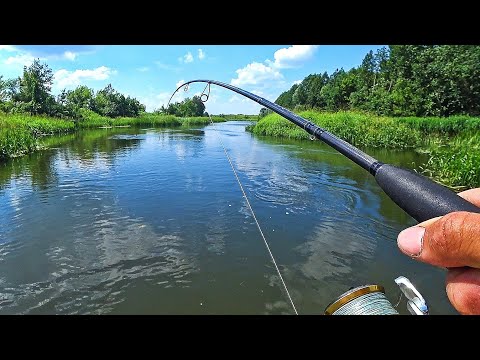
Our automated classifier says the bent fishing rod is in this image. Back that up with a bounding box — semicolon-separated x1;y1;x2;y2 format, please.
170;80;480;223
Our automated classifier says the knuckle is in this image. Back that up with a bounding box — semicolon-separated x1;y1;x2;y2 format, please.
430;212;469;256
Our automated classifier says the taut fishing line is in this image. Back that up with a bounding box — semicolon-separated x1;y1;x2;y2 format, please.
168;84;298;315
167;80;439;315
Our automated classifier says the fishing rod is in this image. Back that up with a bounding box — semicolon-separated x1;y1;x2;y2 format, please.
169;79;480;315
170;79;480;223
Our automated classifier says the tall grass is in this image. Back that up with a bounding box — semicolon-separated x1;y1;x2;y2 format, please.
421;131;480;189
249;111;422;148
0;113;75;159
0;127;38;160
77;110;226;128
247;110;480;188
0;113;75;134
3;110;479;189
218;114;258;121
397;116;480;135
0;111;227;160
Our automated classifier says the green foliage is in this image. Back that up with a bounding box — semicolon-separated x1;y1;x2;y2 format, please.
0;113;74;159
247;109;480;188
421;132;480;189
0;110;228;160
0;76;6;102
91;84;145;118
215;114;258;120
0;127;37;160
158;96;206;117
249;111;421;148
0;60;146;120
397;115;480;135
270;45;480;117
258;107;272;119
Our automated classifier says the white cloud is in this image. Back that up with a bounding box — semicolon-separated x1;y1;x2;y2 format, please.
140;86;261;114
231;62;283;86
270;45;319;69
54;66;116;89
136;66;149;72
140;92;173;112
293;79;302;85
178;52;194;63
229;45;318;104
176;79;186;89
198;49;205;60
4;53;36;67
63;51;77;61
229;93;263;103
0;45;17;52
230;45;317;89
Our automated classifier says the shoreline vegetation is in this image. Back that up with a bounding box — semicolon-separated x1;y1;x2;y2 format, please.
0;111;257;161
0;58;258;162
1;45;479;189
2;109;478;190
246;111;480;189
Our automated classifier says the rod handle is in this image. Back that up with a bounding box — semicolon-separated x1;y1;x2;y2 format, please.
375;164;480;223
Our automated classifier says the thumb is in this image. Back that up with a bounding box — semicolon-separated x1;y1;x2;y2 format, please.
397;211;480;268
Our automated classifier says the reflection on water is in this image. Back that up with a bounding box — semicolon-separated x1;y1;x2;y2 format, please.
0;122;457;314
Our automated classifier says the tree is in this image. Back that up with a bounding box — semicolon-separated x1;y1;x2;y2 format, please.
91;84;145;118
0;76;6;102
275;84;298;109
258;107;272;118
17;59;54;115
66;85;94;110
160;96;205;117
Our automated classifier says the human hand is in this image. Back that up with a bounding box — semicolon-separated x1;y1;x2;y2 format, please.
397;188;480;315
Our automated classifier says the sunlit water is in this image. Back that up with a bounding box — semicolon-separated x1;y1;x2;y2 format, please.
0;121;456;314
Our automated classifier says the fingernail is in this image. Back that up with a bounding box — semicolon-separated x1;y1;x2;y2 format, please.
397;226;425;257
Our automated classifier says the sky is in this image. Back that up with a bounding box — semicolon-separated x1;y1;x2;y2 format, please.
0;45;384;114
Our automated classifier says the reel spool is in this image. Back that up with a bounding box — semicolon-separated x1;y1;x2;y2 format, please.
324;276;429;315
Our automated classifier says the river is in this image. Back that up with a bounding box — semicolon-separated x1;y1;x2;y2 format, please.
0;121;456;314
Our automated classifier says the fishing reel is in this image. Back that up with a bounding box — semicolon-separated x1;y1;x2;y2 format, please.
324;276;429;315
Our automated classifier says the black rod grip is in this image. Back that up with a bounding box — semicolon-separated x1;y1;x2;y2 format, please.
375;164;480;223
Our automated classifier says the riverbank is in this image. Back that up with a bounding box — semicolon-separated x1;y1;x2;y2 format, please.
247;111;480;189
0;111;234;161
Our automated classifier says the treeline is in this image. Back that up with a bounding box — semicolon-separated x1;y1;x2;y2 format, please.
0;59;146;119
272;45;480;117
156;96;206;117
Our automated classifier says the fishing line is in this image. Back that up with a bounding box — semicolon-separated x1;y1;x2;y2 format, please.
170;80;480;224
198;95;298;314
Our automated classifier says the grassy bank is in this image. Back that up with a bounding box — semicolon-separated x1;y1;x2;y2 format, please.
0;113;76;160
247;110;480;189
217;114;258;121
0;111;229;160
248;111;422;148
76;110;227;129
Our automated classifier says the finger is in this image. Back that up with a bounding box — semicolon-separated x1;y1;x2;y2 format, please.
417;216;442;228
446;267;480;315
458;188;480;207
397;211;480;268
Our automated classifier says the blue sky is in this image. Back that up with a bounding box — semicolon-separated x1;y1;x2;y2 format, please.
0;45;384;114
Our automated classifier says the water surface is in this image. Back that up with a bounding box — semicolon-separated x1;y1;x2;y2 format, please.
0;121;456;314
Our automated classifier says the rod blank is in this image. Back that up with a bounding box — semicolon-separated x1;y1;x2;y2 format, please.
171;80;480;222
